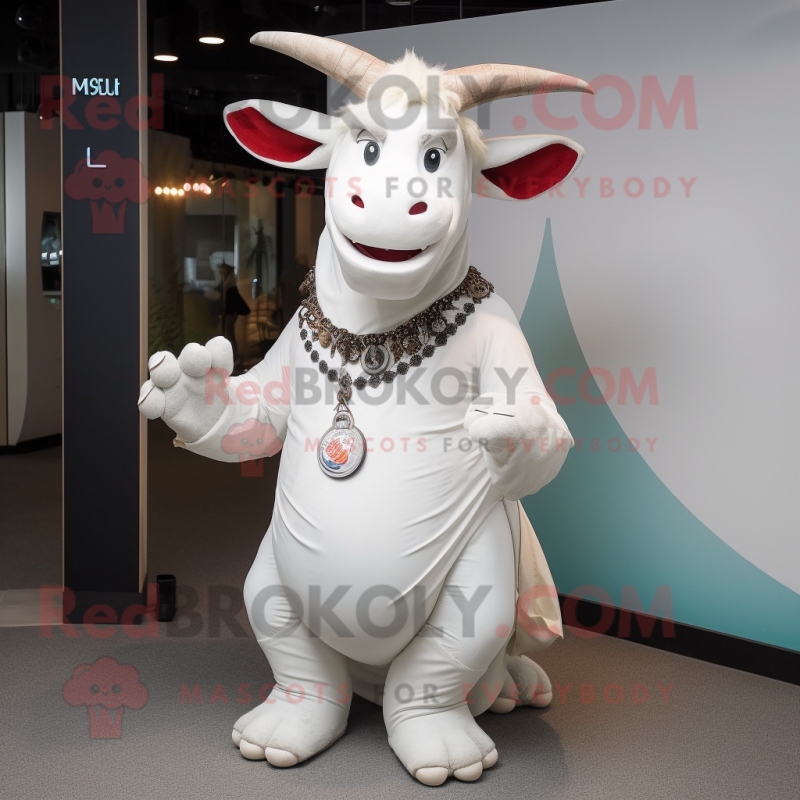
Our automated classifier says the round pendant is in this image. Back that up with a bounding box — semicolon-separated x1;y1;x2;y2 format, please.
318;419;366;478
361;343;391;375
431;317;447;334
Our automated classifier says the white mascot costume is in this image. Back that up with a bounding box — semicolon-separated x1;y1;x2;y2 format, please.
139;32;592;786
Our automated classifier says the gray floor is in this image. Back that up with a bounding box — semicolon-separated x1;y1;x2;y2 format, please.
1;423;799;799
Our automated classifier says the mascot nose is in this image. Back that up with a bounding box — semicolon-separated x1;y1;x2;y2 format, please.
352;195;364;208
409;202;427;215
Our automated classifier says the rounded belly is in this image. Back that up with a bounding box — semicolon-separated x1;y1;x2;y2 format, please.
270;381;504;663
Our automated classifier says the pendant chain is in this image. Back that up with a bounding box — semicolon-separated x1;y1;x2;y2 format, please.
298;266;494;401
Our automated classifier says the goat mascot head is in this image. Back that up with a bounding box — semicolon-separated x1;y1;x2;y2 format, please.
224;32;592;325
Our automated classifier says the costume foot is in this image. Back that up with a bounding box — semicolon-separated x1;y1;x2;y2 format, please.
488;655;553;712
388;706;497;785
232;699;274;749
232;688;348;766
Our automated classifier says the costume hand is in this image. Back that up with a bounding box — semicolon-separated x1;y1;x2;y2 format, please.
137;337;233;444
464;391;553;466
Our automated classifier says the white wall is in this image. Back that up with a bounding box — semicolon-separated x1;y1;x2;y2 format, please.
332;0;800;648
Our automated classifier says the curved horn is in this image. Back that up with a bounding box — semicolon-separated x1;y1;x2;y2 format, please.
443;64;593;111
250;31;386;100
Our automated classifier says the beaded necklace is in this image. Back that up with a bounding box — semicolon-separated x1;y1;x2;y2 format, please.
298;266;494;478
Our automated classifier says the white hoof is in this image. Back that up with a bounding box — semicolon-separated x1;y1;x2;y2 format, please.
232;729;242;747
415;767;448;786
265;748;299;767
454;762;483;782
137;380;165;419
489;696;516;714
482;748;499;769
178;342;212;378
205;336;234;373
239;740;266;760
149;351;181;388
532;690;552;708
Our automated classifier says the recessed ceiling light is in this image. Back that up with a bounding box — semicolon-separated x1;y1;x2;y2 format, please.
198;8;224;45
153;17;178;62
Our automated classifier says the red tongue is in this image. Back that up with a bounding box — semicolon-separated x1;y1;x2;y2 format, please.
351;240;422;262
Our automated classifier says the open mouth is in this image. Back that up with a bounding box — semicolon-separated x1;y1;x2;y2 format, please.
348;239;424;263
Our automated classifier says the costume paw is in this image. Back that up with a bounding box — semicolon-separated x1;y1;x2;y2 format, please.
232;700;273;749
232;687;348;767
464;391;552;465
488;655;553;712
388;706;497;785
137;337;233;444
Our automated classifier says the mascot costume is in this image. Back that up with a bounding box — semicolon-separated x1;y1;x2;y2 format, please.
138;32;591;786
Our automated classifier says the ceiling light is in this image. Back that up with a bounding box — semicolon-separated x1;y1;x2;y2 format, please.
198;8;224;45
155;186;163;195
170;187;178;196
153;17;178;62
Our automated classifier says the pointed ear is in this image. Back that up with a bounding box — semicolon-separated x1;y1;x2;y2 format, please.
472;135;584;200
224;100;341;170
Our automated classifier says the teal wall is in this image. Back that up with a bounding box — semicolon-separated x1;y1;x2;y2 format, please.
521;220;800;653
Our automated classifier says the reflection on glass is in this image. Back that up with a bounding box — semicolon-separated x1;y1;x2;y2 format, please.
41;211;62;295
148;147;324;374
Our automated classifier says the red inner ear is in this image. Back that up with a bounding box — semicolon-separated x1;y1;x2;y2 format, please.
226;107;322;163
482;143;578;199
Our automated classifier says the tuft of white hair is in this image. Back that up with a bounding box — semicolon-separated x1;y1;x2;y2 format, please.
338;50;487;163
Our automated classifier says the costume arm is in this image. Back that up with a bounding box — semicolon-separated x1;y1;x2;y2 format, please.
179;319;295;463
466;295;574;500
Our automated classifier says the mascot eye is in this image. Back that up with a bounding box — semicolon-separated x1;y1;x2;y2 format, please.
92;177;102;188
114;177;125;188
112;684;121;694
424;148;443;173
363;141;380;166
90;684;100;694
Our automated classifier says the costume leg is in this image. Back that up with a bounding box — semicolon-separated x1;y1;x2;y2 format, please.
383;503;516;785
233;526;351;767
487;655;554;713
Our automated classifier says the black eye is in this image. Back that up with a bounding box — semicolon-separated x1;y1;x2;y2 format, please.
363;141;380;166
90;684;100;694
112;684;121;694
114;177;124;188
424;148;442;173
92;177;102;188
